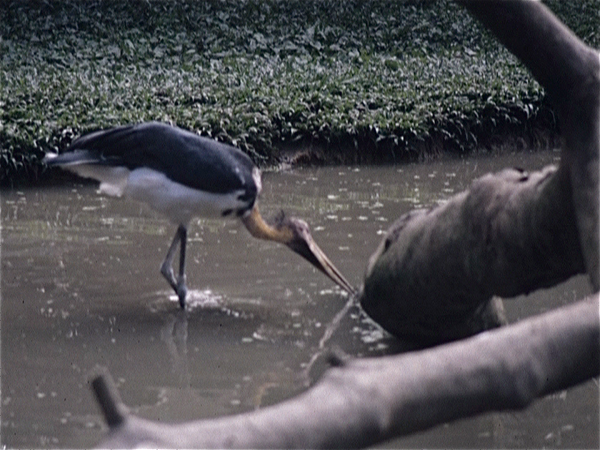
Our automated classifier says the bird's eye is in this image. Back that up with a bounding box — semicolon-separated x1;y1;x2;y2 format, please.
298;222;310;234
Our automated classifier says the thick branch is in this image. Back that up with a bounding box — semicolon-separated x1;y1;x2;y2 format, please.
461;0;600;289
95;296;599;449
360;164;584;342
361;1;600;342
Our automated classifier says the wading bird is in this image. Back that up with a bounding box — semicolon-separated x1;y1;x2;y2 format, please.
44;122;355;308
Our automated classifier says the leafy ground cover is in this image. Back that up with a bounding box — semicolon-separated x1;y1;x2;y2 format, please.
1;0;598;185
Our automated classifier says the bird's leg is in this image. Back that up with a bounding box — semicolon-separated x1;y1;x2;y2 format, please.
160;226;182;291
176;226;188;308
160;225;188;309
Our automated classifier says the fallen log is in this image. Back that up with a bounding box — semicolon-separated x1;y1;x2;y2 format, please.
361;164;584;343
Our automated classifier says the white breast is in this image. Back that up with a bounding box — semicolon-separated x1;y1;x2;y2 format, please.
66;164;249;225
124;168;249;225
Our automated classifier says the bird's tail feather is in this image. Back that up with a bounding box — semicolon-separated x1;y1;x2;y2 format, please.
43;150;102;166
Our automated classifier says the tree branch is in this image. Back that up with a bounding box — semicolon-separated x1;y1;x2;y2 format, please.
361;0;600;342
361;164;584;342
460;0;600;289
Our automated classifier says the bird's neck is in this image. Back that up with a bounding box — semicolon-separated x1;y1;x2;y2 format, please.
242;205;292;244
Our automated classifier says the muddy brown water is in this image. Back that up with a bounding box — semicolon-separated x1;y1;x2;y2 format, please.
2;149;597;448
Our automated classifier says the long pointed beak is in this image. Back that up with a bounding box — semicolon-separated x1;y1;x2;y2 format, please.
294;237;357;296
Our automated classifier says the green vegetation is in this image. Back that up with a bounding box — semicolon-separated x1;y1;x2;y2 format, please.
1;0;598;185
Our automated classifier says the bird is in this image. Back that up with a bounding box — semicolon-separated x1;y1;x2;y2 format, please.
43;121;356;308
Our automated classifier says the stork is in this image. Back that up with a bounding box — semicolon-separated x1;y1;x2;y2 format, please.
44;122;356;308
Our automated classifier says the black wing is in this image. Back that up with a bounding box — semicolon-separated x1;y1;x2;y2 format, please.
54;122;258;199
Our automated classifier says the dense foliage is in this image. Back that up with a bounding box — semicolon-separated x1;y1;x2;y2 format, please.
1;0;598;184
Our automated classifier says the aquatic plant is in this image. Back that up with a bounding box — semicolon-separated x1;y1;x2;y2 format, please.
1;0;598;185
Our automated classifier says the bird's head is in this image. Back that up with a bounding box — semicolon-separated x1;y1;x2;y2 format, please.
273;211;356;295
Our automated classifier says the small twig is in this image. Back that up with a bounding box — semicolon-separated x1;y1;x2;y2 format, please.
91;371;127;429
301;294;358;383
317;293;357;351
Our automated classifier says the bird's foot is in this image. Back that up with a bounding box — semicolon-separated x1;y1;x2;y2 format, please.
176;276;187;309
160;264;187;309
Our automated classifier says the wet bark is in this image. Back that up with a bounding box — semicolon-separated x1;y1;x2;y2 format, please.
361;164;585;343
360;0;599;342
462;0;599;292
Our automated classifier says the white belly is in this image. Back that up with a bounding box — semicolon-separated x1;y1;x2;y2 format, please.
68;165;248;225
125;168;249;224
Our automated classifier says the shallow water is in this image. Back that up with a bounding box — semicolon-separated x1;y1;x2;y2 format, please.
1;149;597;448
